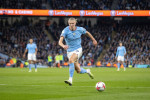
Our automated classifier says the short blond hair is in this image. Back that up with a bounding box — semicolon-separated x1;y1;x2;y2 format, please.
68;17;77;22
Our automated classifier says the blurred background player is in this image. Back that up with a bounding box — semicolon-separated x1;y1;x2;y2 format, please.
59;17;97;86
116;42;126;71
23;39;38;72
48;54;53;67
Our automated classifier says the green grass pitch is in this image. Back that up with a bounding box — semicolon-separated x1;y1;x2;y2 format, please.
0;68;150;100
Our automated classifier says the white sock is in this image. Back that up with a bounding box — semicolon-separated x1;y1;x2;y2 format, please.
86;69;90;73
69;77;72;83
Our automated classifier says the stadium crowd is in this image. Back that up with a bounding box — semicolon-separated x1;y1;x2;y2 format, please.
1;0;149;10
1;18;149;67
50;0;112;10
0;0;47;9
0;18;112;67
117;0;150;10
102;23;150;67
0;18;50;66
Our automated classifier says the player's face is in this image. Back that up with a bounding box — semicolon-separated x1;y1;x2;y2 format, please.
68;20;76;30
29;39;33;43
119;43;122;46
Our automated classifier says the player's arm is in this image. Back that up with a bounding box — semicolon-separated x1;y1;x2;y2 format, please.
115;48;118;59
124;47;126;56
23;49;28;58
58;36;68;50
35;48;37;55
35;44;38;55
85;31;97;46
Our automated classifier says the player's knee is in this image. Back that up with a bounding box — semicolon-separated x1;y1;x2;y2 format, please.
76;69;81;73
69;59;74;64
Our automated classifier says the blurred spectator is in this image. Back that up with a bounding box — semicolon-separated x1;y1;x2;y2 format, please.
0;56;6;67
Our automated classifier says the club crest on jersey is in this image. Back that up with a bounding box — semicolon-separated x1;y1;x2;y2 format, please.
73;33;76;35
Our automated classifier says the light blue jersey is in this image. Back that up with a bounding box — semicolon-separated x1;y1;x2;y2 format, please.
61;26;86;52
26;43;37;54
116;46;126;57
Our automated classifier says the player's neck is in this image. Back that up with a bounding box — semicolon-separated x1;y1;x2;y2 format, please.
69;26;76;31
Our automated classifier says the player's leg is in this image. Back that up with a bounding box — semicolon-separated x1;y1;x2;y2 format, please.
117;60;121;71
120;56;126;71
28;53;32;72
74;62;94;79
122;61;126;71
74;48;87;74
74;62;86;73
33;53;37;72
123;57;126;71
74;47;94;79
33;61;37;72
117;56;122;71
64;53;78;86
28;60;32;72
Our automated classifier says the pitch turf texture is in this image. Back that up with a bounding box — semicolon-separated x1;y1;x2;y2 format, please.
0;68;150;100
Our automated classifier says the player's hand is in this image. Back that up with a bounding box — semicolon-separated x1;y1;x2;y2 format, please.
63;45;69;50
93;40;97;47
115;57;117;60
23;54;25;58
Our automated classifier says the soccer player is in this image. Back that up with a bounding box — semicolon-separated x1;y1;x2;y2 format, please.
115;42;126;71
58;17;97;86
23;39;38;72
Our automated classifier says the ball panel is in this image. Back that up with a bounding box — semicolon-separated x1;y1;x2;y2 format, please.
96;82;106;91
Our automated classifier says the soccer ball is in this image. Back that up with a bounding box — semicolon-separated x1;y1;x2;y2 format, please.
95;82;106;91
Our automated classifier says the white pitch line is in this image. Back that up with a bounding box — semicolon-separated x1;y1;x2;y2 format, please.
0;84;150;88
0;84;6;85
109;87;150;88
71;86;150;88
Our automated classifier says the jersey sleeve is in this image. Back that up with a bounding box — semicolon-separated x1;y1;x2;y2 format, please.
26;44;28;50
80;27;86;34
35;44;37;49
60;29;67;38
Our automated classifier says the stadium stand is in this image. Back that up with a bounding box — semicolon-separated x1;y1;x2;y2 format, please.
0;0;149;67
0;18;113;66
0;18;49;65
117;0;150;10
102;23;150;67
0;0;149;10
49;0;113;10
1;17;149;67
0;0;47;9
